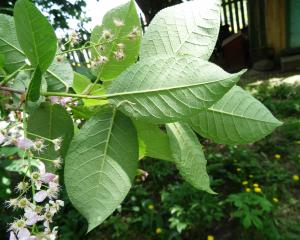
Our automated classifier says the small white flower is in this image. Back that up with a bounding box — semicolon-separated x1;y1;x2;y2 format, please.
5;198;19;209
0;132;5;145
70;31;79;44
47;182;60;199
34;190;48;203
91;56;109;67
56;55;64;62
97;44;105;52
33;139;46;153
102;29;113;40
48;200;64;214
16;228;34;240
15;182;29;192
52;137;62;151
9;231;17;240
9;218;27;231
113;18;124;27
31;171;42;190
128;26;139;40
116;43;125;50
59;97;72;107
114;50;125;61
49;96;60;104
16;138;34;150
41;173;56;184
17;198;30;209
52;158;62;169
24;207;44;225
31;172;41;181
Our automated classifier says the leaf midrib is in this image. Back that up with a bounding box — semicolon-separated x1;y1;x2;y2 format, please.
98;108;117;187
21;2;40;68
108;75;237;98
206;108;282;125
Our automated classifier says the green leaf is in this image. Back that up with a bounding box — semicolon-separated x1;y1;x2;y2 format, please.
90;0;141;81
133;120;173;161
0;54;5;68
166;122;213;193
14;0;57;72
65;106;138;232
108;55;243;124
71;106;98;120
0;14;25;73
26;66;42;102
45;56;74;92
140;0;220;60
189;86;283;144
27;102;74;170
72;72;107;106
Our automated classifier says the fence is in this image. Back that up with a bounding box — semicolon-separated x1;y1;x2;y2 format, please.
220;0;248;33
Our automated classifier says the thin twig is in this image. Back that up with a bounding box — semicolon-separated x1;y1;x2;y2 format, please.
0;85;25;94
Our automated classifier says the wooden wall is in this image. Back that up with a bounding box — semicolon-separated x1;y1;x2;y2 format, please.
264;0;286;54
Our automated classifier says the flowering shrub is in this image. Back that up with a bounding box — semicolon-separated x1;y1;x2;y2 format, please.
0;0;282;238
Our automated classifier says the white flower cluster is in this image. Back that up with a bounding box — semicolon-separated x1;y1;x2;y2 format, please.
6;162;64;240
1;113;64;239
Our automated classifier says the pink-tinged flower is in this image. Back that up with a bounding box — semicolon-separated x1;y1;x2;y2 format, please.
17;228;36;240
49;96;60;104
9;231;17;240
24;208;44;225
16;138;34;150
60;97;72;106
0;132;5;145
47;182;60;199
34;190;48;203
41;173;56;184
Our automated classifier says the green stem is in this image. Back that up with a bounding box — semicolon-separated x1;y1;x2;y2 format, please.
0;86;112;99
2;64;27;85
32;156;55;162
58;39;114;56
40;91;109;99
27;132;54;142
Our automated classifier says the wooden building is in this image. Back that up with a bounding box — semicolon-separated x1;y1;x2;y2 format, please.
249;0;300;70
